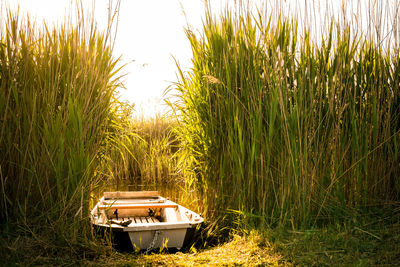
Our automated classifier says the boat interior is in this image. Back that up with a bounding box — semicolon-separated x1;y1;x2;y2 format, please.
91;191;202;229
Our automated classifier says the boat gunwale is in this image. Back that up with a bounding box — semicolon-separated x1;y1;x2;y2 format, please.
90;192;204;233
93;220;193;232
97;202;179;210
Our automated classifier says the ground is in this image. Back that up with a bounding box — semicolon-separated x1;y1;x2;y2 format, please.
87;225;400;266
90;232;288;266
2;223;399;266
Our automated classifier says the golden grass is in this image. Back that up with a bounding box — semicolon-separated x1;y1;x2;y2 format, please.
98;110;182;185
83;231;288;266
138;233;285;266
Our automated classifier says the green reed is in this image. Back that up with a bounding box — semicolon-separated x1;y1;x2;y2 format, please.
173;3;400;229
101;108;182;186
0;4;123;250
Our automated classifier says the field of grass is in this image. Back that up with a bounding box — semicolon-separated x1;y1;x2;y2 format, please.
174;0;400;230
1;0;399;266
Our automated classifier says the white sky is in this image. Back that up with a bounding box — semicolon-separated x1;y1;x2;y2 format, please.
2;0;222;118
2;0;398;117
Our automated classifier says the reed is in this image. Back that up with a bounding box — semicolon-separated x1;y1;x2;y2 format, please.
0;2;123;253
173;1;400;229
100;109;182;186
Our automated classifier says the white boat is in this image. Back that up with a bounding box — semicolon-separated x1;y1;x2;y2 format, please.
90;191;204;251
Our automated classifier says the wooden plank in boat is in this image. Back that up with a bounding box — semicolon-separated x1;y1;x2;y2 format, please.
104;191;159;199
148;217;160;223
102;198;165;205
98;202;178;210
128;216;160;224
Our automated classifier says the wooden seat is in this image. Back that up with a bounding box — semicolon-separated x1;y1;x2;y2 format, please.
98;202;178;210
101;198;166;206
108;216;160;227
131;216;160;224
104;191;159;199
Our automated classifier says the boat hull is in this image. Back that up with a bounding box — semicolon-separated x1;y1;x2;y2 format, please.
129;228;187;250
90;191;203;251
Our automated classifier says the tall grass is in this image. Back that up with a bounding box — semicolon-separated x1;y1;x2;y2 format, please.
100;109;182;186
0;2;123;254
173;1;400;229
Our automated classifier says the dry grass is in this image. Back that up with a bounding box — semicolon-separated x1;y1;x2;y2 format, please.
83;231;288;266
139;235;284;266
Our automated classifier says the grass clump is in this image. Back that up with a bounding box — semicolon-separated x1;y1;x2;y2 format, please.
0;2;123;260
100;110;182;186
173;1;400;229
